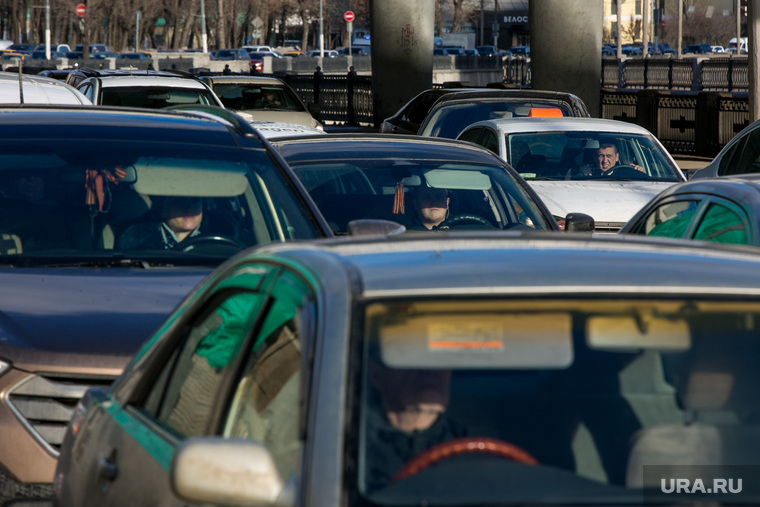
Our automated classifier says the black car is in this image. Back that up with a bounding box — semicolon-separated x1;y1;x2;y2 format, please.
417;89;591;139
0;105;331;505
620;173;760;246
380;88;465;135
268;133;595;234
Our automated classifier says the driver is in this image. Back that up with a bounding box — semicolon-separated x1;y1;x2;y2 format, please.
579;143;645;176
363;356;467;492
117;195;205;250
407;186;450;230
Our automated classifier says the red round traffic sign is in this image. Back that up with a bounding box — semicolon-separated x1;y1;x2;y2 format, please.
344;11;355;22
75;3;86;17
660;21;666;29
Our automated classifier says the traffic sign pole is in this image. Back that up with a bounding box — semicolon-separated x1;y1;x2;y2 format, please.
345;11;354;63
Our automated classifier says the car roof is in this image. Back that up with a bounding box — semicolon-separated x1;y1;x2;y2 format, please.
200;75;286;85
428;88;586;104
0;105;264;145
249;232;760;296
0;72;91;105
268;133;507;163
463;116;656;135
91;74;210;89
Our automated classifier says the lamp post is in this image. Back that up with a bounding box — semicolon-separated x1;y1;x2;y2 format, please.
44;0;50;59
200;0;208;53
319;0;324;56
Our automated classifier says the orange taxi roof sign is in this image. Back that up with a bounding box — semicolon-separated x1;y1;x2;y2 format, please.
528;108;564;117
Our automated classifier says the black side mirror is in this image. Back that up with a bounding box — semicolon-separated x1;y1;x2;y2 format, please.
564;212;595;233
307;102;320;116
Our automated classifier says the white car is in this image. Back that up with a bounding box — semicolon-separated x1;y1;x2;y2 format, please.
458;117;686;232
0;72;91;105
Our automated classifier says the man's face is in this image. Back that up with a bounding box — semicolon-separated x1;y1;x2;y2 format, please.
371;364;452;432
597;147;619;171
161;197;203;234
414;187;449;227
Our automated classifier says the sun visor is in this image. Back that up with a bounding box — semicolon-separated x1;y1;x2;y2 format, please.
425;168;492;190
377;312;573;369
132;158;248;196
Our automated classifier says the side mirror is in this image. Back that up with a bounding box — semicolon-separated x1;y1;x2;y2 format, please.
347;219;406;236
307;102;320;116
564;212;595;233
172;437;292;507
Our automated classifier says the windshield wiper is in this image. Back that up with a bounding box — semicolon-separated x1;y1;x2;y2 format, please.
43;259;171;268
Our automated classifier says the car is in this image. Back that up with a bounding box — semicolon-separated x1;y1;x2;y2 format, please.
281;50;305;58
0;105;332;505
457;117;686;232
268;133;594;234
443;46;464;56
417;88;591;140
200;75;322;130
508;45;530;55
33;43;72;54
53;230;760;506
212;48;252;61
119;51;153;59
620;173;760;245
29;50;67;59
433;47;450;55
0;71;91;105
691;116;760;179
73;43;111;54
463;48;480;56
710;45;726;53
684;43;712;54
70;69;224;109
242;44;275;53
475;44;498;57
380;88;464;135
306;49;340;58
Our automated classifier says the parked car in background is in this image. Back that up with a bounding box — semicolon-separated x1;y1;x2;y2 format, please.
269;133;594;234
119;51;153;59
691;116;760;179
0;72;91;105
508;45;530;55
417;88;591;139
242;44;275;53
620;174;760;246
73;43;112;55
200;75;322;130
457;117;685;232
70;69;224;109
53;230;760;506
433;48;450;55
0;105;332;505
212;48;252;62
684;43;712;54
33;43;71;54
475;44;499;57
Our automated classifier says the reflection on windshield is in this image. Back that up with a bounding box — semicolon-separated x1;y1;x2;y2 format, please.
0;142;319;264
359;299;760;505
508;132;682;182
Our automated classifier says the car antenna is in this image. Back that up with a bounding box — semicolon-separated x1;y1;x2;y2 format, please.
17;59;24;104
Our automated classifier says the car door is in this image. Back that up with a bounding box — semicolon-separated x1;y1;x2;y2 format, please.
67;265;277;506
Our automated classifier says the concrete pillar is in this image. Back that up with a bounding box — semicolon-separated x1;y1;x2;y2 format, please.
529;1;603;117
369;0;434;128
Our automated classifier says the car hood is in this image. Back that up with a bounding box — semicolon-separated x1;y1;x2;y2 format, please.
528;180;676;223
0;267;211;372
240;109;320;129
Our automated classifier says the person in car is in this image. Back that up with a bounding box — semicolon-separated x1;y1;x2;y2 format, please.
363;353;467;492
572;143;645;178
117;195;205;250
406;186;450;230
255;90;282;108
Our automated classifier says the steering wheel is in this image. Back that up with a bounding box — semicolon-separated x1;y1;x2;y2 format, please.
438;214;494;229
602;164;645;178
174;235;247;253
392;437;539;482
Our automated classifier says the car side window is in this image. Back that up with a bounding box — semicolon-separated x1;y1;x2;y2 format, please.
642;200;701;238
144;289;267;438
693;202;749;244
719;127;757;176
222;270;315;480
479;129;499;154
457;127;482;144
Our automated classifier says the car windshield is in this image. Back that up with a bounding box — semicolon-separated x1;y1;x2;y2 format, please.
213;83;305;112
287;157;553;234
100;86;219;108
0;140;320;266
507;131;682;181
357;298;760;505
420;100;574;138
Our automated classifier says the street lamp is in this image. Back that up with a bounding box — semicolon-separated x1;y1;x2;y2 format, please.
319;0;324;57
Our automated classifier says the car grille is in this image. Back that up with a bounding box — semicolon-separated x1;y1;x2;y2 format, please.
592;221;626;234
7;373;116;456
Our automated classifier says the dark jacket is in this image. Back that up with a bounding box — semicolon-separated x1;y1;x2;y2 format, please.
116;220;203;250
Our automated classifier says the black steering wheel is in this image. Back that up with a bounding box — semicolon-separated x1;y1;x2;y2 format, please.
602;164;645;179
438;214;494;229
175;235;247;253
